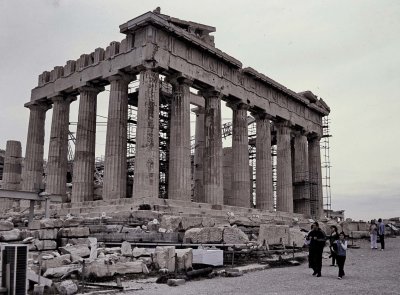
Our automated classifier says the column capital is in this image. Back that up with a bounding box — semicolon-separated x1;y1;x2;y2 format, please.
25;101;52;112
226;101;250;111
166;73;193;87
199;87;221;99
78;84;104;94
107;72;136;83
275;120;293;135
251;111;274;121
50;95;76;104
307;132;322;141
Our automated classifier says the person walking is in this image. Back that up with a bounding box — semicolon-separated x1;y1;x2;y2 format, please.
369;220;378;249
377;218;385;250
307;222;326;277
335;232;348;280
329;225;339;266
305;224;315;269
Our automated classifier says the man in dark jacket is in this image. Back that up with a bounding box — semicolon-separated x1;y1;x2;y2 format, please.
307;222;326;277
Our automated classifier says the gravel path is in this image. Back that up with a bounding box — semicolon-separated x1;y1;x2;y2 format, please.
121;237;400;295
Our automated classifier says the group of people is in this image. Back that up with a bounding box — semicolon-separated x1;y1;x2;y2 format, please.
369;218;385;250
305;222;348;280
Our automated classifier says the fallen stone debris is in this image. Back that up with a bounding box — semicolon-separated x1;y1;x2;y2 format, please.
3;209;389;294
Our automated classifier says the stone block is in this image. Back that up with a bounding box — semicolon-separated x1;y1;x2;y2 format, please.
192;249;223;266
121;241;132;256
88;224;122;233
67;238;90;245
63;217;84;227
59;244;90;258
0;228;21;241
42;254;71;271
83;260;146;278
288;227;307;247
223;227;249;245
181;217;203;230
155;246;175;272
121;226;143;233
28;220;41;230
43;265;82;278
202;217;215;227
88;237;97;259
58;227;90;238
258;224;289;245
27;229;58;240
349;231;369;239
184;227;223;244
0;220;14;231
40;218;64;228
27;270;53;288
34;240;57;251
341;221;359;233
357;222;369;231
160;215;182;232
56;280;78;295
176;248;193;270
132;247;155;258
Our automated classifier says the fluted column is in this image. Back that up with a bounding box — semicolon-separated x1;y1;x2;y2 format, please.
0;141;22;211
46;96;73;202
276;121;293;213
202;89;223;205
22;103;50;192
72;86;102;203
132;69;160;199
254;113;273;210
293;132;311;216
193;107;205;203
167;77;191;201
308;134;323;219
229;102;250;207
103;74;132;200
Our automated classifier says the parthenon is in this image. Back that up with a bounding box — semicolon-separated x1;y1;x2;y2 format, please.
19;9;329;219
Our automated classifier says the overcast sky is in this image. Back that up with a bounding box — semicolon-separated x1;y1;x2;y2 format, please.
0;0;399;221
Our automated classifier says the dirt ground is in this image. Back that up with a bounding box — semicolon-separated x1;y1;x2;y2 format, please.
117;236;400;295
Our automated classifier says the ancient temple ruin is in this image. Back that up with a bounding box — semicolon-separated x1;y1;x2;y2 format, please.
19;10;330;219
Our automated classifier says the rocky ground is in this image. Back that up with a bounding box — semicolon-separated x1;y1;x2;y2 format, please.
117;237;400;295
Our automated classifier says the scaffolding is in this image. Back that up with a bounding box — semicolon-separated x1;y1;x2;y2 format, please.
321;116;332;217
248;121;256;208
158;80;172;199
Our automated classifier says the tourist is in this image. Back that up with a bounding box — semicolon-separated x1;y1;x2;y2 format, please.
335;232;348;280
305;224;315;269
329;225;339;266
378;218;385;250
369;220;378;249
306;222;326;277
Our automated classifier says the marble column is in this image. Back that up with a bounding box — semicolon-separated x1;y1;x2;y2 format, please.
293;132;311;216
193;107;205;203
0;141;22;211
167;78;191;201
103;74;131;200
229;103;250;207
46;96;73;202
132;69;160;199
72;86;102;203
22;103;50;192
276;121;293;213
202;90;223;205
308;134;323;219
254;113;274;210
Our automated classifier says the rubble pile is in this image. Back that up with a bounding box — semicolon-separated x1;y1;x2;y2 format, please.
0;208;349;294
